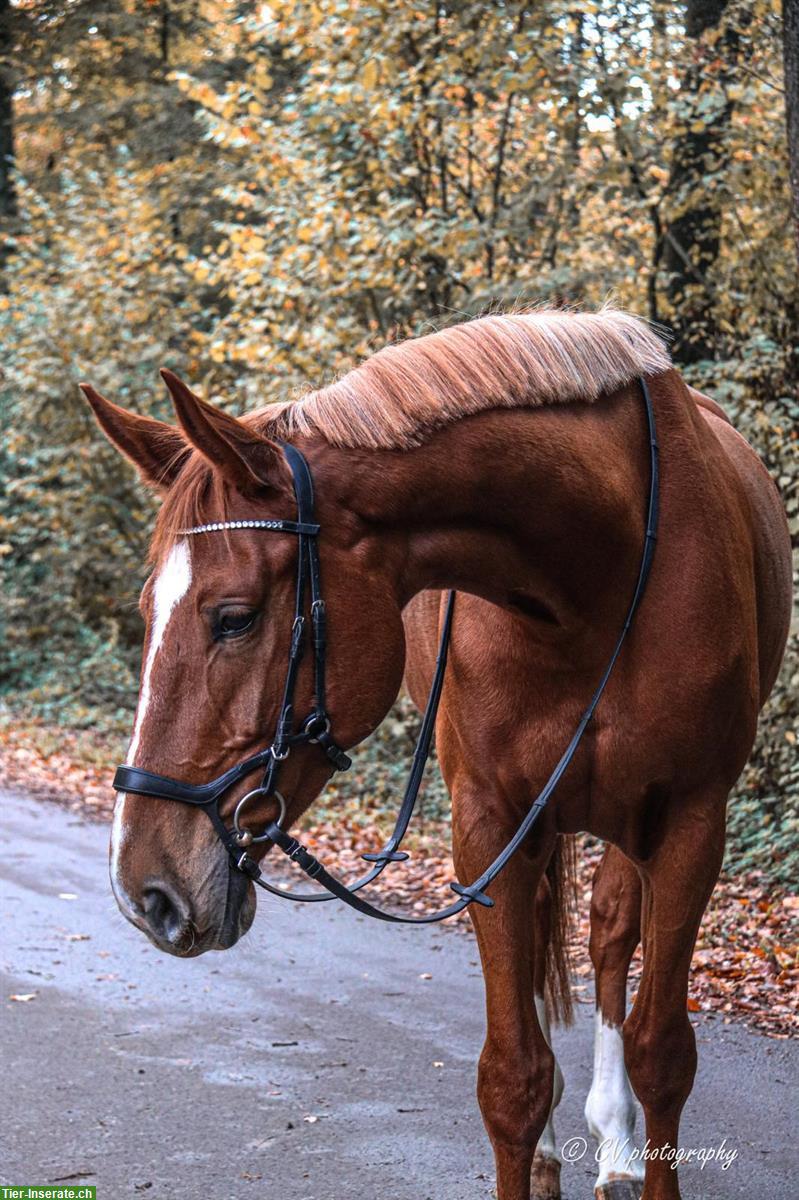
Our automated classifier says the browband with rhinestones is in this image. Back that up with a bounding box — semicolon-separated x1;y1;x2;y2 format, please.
179;519;320;536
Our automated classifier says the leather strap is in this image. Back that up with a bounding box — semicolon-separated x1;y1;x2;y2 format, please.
249;590;456;903
114;752;273;805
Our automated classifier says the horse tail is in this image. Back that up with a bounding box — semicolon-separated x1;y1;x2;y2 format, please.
544;833;578;1026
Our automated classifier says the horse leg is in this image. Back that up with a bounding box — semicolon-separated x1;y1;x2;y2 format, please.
585;844;645;1199
622;796;726;1200
531;871;565;1200
452;783;558;1200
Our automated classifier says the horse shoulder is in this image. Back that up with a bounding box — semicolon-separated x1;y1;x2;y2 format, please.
402;591;445;710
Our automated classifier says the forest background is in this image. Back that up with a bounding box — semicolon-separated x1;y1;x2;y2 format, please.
1;0;797;921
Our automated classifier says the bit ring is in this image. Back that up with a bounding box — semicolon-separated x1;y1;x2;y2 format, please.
304;714;331;744
233;788;287;845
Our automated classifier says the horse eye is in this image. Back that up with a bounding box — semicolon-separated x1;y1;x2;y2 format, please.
215;609;256;639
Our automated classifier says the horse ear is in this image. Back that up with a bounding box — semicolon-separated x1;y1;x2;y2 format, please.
160;369;288;494
79;383;189;491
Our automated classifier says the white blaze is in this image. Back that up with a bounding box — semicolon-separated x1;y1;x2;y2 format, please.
110;540;193;901
534;993;564;1164
584;1013;645;1187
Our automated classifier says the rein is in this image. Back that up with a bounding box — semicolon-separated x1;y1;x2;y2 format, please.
113;378;659;923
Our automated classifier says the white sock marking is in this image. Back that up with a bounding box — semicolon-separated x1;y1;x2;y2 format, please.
534;993;564;1163
110;540;193;904
585;1013;645;1186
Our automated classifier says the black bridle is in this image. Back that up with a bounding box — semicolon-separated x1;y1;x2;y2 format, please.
114;379;659;924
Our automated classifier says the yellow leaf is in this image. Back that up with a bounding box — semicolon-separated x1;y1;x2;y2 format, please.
361;59;379;90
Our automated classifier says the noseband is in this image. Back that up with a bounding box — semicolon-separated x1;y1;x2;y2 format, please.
114;380;659;924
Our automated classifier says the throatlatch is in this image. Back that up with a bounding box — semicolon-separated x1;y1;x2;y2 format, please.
113;379;659;924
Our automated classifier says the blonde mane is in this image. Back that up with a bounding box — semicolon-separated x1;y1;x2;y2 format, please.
152;308;669;562
255;307;670;450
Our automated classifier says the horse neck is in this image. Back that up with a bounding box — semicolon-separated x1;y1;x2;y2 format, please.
309;381;651;642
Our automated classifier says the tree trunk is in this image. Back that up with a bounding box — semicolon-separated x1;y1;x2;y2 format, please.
0;0;15;221
663;0;732;364
785;0;799;269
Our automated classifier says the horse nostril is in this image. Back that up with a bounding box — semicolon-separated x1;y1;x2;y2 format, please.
142;883;189;944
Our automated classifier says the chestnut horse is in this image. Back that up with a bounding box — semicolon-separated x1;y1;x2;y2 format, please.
82;309;791;1200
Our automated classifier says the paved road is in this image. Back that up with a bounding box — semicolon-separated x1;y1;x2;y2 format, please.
1;789;796;1200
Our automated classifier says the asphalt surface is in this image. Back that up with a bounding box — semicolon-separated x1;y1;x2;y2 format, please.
1;788;796;1200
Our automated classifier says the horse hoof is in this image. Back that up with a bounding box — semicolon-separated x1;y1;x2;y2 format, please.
595;1180;644;1200
531;1152;561;1200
